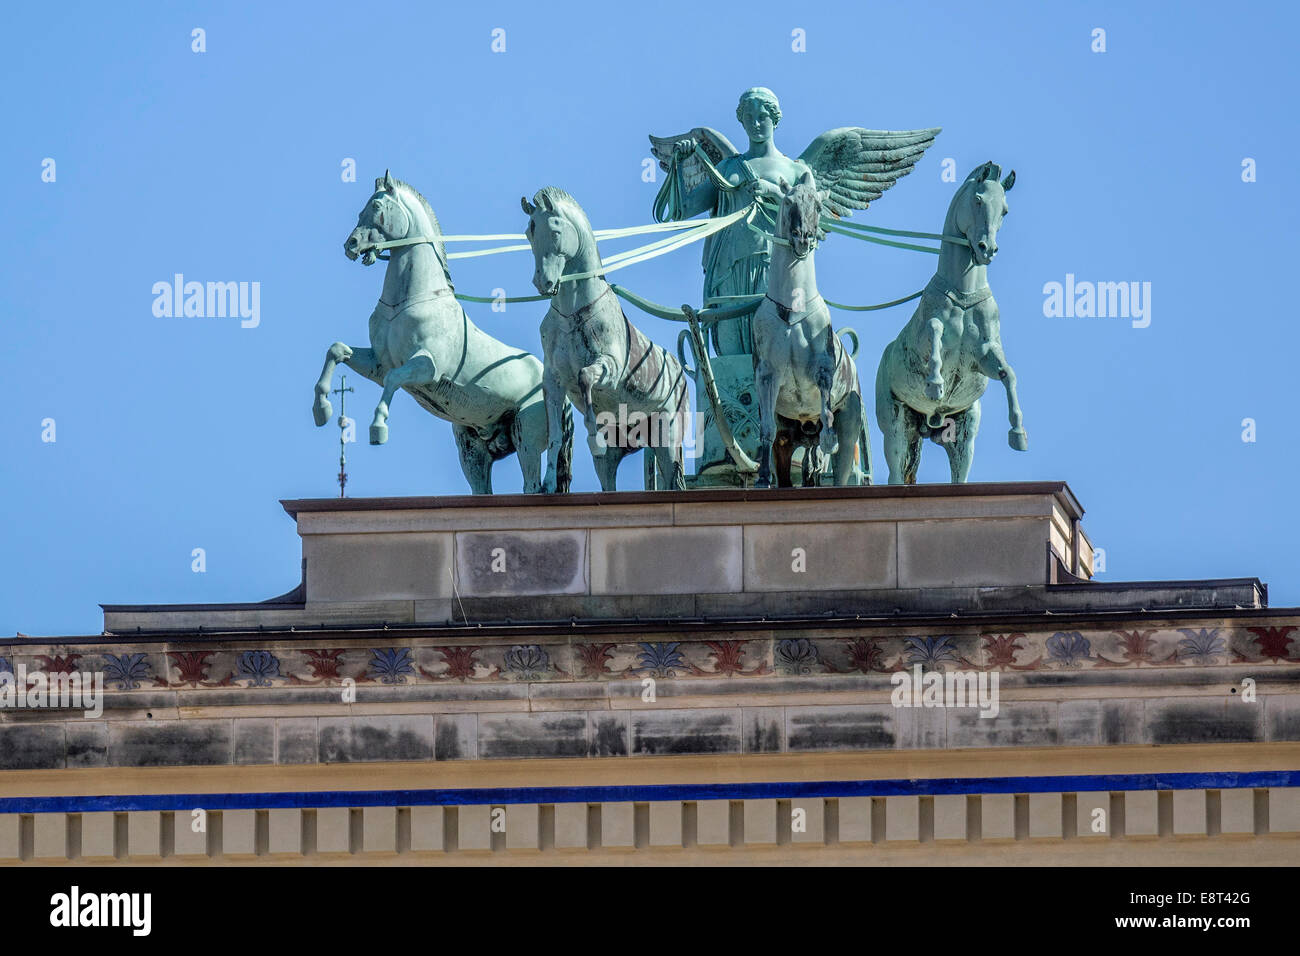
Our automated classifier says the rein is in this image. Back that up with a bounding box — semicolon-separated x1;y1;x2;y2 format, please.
376;287;455;320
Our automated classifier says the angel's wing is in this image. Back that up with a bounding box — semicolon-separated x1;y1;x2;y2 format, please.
648;127;741;219
798;127;941;219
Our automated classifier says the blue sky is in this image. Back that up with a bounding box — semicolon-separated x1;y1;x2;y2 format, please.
2;0;1296;635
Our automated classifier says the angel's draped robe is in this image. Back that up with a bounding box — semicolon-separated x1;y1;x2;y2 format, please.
658;155;772;356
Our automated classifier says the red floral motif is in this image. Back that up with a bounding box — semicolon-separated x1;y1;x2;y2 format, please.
34;654;81;674
422;646;498;682
287;649;348;685
962;633;1042;670
165;651;234;688
1096;629;1171;667
693;640;770;677
574;643;619;678
1245;626;1298;663
839;638;887;674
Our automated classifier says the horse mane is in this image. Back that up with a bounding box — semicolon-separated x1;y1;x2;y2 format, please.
380;177;452;283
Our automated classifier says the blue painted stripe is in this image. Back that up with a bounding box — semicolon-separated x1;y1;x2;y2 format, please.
1;770;1296;814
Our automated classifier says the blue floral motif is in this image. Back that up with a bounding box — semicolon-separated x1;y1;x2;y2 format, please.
236;650;281;687
775;638;821;675
1046;631;1093;667
102;652;152;690
902;636;960;671
1176;628;1226;664
636;642;687;678
503;644;550;680
368;647;415;684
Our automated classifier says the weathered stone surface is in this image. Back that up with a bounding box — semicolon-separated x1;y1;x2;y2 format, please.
233;718;275;765
588;712;628;757
277;718;318;764
1145;698;1263;745
741;707;784;754
478;712;588;759
786;705;895;752
317;715;434;763
897;517;1046;588
948;702;1058;749
0;725;66;770
455;530;586;596
630;708;740;756
434;714;477;761
65;722;109;768
304;531;452;602
743;522;896;591
590;526;741;595
108;719;232;767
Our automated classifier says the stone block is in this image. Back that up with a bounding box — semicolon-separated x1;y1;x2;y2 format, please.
696;800;730;847
269;808;302;855
304;531;452;602
316;807;351;854
743;521;896;591
108;719;232;767
32;813;67;861
791;799;825;844
933;794;967;842
222;809;256;857
982;794;1016;841
630;708;740;756
410;806;444;851
0;725;68;770
648;802;682;847
554;803;588;849
885;796;919;843
1076;792;1110;838
1172;790;1207;837
276;718;318;764
1269;787;1300;833
65;722;109;768
434;714;478;761
81;811;117;860
1145;698;1263;745
743;799;777;845
479;712;587;759
1219;788;1255;835
458;804;491;851
173;808;208;857
1028;792;1063;839
233;718;275;765
363;806;397;853
897;517;1046;588
455;530;586;596
318;715;433;763
127;811;162;859
741;708;784;754
839;796;873;844
601;802;634;849
590;526;741;595
786;705;895;752
505;803;541;851
1124;791;1158;839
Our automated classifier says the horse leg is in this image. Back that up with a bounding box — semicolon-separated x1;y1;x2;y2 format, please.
924;317;946;402
653;408;686;491
514;401;547;494
977;342;1029;451
540;371;566;493
578;357;617;456
595;445;628;492
815;357;839;459
774;431;796;488
754;365;780;489
938;401;980;483
453;425;494;495
370;349;437;444
314;343;380;425
831;391;865;487
875;346;921;484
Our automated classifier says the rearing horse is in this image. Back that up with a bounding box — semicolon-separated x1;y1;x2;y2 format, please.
313;172;572;494
751;170;870;488
522;187;688;492
874;161;1026;483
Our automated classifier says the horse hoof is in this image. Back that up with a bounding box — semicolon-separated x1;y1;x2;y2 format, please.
1009;427;1028;451
313;398;332;427
370;423;388;445
755;477;771;490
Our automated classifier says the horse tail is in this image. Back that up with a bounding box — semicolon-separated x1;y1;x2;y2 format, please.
557;399;575;494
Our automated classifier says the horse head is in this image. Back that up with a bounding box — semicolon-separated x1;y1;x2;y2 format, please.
950;161;1016;266
345;170;448;272
777;169;828;260
521;187;592;297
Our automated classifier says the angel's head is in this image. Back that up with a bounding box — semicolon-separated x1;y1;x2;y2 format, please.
737;87;781;145
777;169;828;259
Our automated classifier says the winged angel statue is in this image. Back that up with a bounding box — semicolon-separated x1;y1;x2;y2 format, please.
650;87;939;355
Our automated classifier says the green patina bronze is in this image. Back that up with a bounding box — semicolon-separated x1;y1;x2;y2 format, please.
650;88;938;484
313;172;573;494
875;161;1027;483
